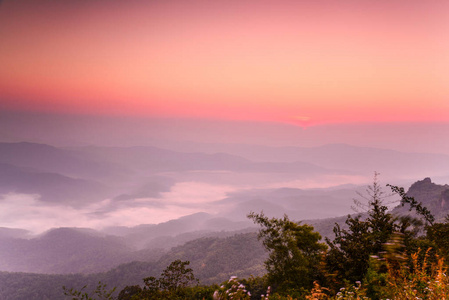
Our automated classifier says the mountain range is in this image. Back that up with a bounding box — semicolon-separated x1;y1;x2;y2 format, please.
2;141;449;208
1;176;449;299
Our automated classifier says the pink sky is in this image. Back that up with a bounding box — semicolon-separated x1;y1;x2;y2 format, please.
0;0;448;126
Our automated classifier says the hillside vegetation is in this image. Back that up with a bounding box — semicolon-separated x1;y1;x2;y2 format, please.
3;176;449;299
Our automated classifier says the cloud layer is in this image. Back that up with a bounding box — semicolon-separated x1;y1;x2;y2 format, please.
0;182;236;234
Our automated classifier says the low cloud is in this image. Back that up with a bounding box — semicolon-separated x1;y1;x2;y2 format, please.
0;193;94;233
0;177;375;234
0;182;235;234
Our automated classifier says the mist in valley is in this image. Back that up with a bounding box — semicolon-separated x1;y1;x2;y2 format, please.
1;115;449;260
1;0;449;298
2;116;448;235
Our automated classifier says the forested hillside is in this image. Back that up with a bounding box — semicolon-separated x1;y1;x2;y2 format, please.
0;232;266;300
2;177;449;299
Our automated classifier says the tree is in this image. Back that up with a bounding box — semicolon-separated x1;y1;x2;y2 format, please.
325;173;398;284
426;221;449;260
158;259;198;292
389;183;449;261
137;259;198;299
325;173;431;289
248;212;326;296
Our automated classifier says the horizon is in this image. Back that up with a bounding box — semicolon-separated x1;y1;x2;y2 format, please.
1;0;449;234
1;111;449;155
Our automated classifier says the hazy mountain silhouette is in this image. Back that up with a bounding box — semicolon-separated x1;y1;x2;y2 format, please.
216;186;365;222
1;177;448;282
0;213;256;274
0;163;110;205
156;142;449;180
0;227;135;273
70;145;337;175
0;142;121;180
102;212;255;249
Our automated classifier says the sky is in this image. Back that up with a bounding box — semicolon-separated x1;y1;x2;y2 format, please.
1;0;449;233
1;0;449;126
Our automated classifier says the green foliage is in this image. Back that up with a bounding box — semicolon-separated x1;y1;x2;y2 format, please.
325;174;416;286
125;283;217;300
184;285;218;300
240;275;270;300
156;232;267;284
326;187;394;283
158;259;198;291
426;222;449;261
9;177;449;300
57;178;449;300
363;233;407;300
248;211;326;296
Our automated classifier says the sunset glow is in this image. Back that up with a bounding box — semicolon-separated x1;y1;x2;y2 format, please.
1;0;448;124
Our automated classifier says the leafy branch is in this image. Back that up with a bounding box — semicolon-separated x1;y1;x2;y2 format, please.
387;184;435;225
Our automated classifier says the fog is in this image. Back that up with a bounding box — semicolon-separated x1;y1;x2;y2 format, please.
0;175;373;234
0;181;235;234
0;112;448;235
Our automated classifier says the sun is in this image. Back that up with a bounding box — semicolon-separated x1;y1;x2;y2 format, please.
288;116;314;128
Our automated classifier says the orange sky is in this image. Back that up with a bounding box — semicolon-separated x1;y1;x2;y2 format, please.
1;0;448;126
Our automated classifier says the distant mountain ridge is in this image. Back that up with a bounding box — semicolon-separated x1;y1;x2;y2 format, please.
2;141;449;209
3;176;447;276
161;142;449;180
0;177;449;299
1;141;448;216
102;212;255;250
0;162;109;205
0;142;117;180
0;212;257;274
0;142;347;205
2;141;449;281
68;144;337;174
